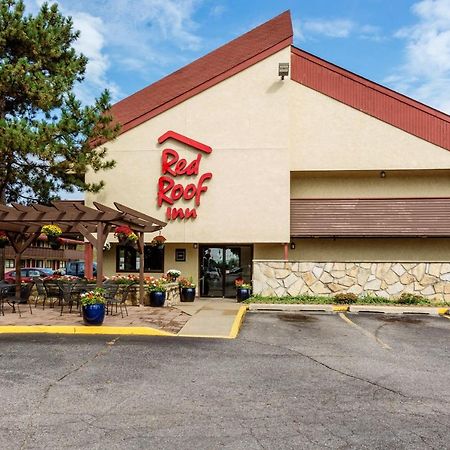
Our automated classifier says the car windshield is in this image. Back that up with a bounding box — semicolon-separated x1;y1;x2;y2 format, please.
28;270;41;277
41;268;54;275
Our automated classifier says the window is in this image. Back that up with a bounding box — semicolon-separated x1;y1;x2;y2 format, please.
116;245;164;272
175;248;186;262
5;259;14;268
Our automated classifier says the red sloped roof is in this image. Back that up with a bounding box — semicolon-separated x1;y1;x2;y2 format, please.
112;11;293;134
291;46;450;151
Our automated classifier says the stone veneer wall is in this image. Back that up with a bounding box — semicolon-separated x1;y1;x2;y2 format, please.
253;261;450;300
127;282;180;306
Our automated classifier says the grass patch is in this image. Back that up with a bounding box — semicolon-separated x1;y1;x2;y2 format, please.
246;294;449;307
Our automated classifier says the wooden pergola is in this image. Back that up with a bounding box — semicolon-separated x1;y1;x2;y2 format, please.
0;201;167;302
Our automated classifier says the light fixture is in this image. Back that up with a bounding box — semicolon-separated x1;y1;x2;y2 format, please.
290;242;296;250
193;243;198;249
380;171;386;178
278;62;289;80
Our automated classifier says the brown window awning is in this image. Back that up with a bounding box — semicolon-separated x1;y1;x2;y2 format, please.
291;198;450;237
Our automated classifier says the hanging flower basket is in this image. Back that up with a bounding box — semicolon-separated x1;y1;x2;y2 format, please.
41;224;62;239
114;226;138;247
0;231;9;249
49;238;63;250
151;234;166;249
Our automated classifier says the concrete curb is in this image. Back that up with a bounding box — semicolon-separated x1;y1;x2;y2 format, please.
248;303;449;316
0;325;175;336
229;305;248;339
0;305;249;339
248;304;333;312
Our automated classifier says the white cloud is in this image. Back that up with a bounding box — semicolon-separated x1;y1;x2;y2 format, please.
210;4;226;18
302;18;355;38
386;0;450;113
24;0;205;102
295;18;383;41
70;11;121;104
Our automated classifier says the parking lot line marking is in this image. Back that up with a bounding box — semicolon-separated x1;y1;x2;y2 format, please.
338;313;392;350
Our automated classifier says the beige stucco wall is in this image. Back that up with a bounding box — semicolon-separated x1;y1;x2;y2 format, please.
288;238;450;262
86;47;291;244
290;82;450;171
103;243;199;281
254;243;287;260
291;170;450;198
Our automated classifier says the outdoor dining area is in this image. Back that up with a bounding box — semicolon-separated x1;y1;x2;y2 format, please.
0;277;135;318
0;199;164;284
0;200;173;325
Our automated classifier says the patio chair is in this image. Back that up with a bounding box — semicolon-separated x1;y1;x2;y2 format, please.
106;283;134;318
0;282;12;316
58;279;87;315
102;283;120;314
1;282;34;317
34;279;49;309
43;279;62;308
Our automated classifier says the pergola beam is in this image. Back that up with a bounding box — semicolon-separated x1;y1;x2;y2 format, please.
0;201;167;300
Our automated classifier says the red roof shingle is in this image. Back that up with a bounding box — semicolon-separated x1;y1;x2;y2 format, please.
112;11;293;134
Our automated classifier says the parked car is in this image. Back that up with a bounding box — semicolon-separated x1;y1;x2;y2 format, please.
4;267;54;284
65;261;97;278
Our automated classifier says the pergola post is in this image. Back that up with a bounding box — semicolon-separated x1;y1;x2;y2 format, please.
14;252;21;300
96;222;104;287
6;231;41;300
84;243;94;279
138;232;145;305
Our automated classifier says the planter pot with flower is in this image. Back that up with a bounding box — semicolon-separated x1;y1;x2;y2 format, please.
235;279;252;302
114;226;138;247
179;277;196;302
167;269;181;283
80;288;107;325
41;224;62;247
147;278;167;307
0;231;9;249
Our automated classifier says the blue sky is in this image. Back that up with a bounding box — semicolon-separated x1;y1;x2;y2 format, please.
25;0;450;113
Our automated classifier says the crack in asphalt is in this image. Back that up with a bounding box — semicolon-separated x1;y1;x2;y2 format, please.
19;336;120;450
57;336;120;382
240;336;407;398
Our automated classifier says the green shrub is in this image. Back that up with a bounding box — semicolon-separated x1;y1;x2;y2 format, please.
333;293;358;304
397;293;426;305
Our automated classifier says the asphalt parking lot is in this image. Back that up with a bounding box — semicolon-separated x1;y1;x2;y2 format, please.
1;312;450;449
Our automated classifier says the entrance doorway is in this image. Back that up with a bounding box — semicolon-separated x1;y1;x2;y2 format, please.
199;245;253;297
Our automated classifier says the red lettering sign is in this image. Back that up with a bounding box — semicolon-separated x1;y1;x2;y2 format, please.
156;131;212;221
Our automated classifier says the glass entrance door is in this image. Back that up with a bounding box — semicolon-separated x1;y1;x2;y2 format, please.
199;245;252;298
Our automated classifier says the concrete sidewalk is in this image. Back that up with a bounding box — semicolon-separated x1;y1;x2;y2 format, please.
175;298;246;338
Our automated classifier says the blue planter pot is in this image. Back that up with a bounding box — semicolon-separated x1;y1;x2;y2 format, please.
82;304;105;325
236;288;251;302
181;287;196;302
150;291;166;307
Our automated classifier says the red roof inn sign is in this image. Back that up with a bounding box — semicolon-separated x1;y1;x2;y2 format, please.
157;131;212;221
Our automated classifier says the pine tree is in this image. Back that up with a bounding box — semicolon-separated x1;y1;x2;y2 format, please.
0;0;119;204
0;0;120;277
